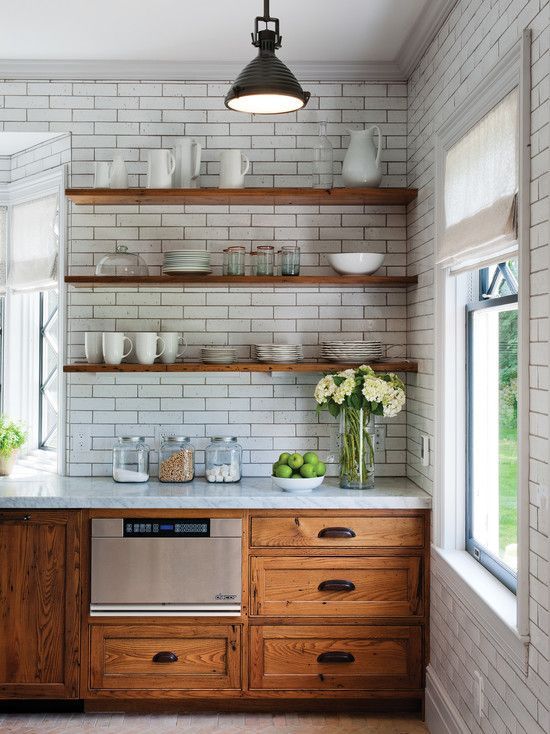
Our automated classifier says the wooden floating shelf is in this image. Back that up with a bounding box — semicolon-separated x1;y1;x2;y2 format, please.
64;361;417;374
65;186;418;207
65;274;417;288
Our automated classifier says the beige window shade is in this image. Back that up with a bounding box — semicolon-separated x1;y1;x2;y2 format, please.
439;89;519;272
8;194;59;292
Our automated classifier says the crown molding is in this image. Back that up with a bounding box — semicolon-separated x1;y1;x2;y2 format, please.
0;58;406;82
397;0;459;78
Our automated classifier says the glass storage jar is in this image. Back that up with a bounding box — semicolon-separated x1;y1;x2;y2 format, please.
112;437;150;482
159;436;194;483
96;244;149;277
205;437;242;483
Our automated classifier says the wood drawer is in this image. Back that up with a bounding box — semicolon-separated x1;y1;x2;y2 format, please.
249;625;422;690
250;556;423;617
89;624;241;690
250;515;424;549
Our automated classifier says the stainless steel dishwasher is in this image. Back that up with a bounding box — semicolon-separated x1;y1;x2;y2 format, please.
90;517;242;615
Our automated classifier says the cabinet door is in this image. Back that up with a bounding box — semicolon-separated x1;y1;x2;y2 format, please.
0;510;81;698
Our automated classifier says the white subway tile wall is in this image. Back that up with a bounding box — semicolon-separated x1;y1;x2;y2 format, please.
0;80;408;478
407;0;549;732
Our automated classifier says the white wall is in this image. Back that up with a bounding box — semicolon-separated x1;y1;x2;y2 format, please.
406;0;549;731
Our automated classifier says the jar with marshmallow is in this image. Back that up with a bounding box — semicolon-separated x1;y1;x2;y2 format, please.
205;437;242;483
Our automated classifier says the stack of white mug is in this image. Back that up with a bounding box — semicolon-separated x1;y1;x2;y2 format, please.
85;332;186;365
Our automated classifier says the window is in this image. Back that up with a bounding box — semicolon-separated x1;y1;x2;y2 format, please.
466;260;518;592
38;289;59;450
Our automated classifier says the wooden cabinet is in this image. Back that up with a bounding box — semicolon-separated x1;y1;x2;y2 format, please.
89;624;241;691
249;625;422;691
0;510;81;699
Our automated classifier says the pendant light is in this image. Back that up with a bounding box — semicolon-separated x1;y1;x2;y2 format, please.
225;0;310;115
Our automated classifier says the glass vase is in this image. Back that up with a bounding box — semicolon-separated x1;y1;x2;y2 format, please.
339;407;375;489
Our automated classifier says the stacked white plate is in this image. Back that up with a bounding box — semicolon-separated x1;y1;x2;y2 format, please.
255;344;303;363
201;346;237;364
321;340;384;362
162;250;211;274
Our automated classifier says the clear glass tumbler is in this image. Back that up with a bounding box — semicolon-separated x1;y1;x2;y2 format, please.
281;245;301;276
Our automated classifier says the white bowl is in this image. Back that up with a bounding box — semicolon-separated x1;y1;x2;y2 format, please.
272;475;325;493
327;252;385;275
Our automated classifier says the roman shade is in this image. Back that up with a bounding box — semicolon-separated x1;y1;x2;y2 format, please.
8;193;59;291
439;89;519;273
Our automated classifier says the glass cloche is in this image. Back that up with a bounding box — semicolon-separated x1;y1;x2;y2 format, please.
96;245;149;276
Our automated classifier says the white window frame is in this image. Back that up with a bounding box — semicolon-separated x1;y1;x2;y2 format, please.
433;33;531;672
0;166;67;475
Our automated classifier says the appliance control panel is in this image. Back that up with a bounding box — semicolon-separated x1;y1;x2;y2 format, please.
123;518;210;537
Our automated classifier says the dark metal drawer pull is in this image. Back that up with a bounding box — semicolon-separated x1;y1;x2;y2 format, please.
317;527;356;539
317;651;355;664
0;514;31;523
152;651;178;663
318;579;356;592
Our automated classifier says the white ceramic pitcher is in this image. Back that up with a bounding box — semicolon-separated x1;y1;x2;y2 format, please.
147;150;176;188
342;126;382;187
173;138;202;188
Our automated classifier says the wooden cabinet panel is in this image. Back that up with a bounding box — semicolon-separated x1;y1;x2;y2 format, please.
90;624;241;691
249;625;422;691
0;510;81;699
250;556;423;617
250;515;424;549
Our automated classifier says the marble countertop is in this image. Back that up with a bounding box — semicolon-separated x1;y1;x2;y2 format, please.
0;473;431;509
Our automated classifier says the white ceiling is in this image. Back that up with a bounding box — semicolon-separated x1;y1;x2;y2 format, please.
0;0;456;80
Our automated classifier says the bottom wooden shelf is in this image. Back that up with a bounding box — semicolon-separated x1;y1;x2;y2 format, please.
63;361;417;374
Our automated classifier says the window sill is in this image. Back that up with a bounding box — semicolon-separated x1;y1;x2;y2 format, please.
432;546;529;674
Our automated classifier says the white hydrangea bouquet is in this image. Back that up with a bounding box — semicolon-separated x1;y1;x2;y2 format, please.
314;365;406;488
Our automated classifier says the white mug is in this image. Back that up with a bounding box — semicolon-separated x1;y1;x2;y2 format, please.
94;162;111;188
135;332;166;365
102;333;133;365
219;150;250;188
147;150;176;188
85;332;103;364
173;138;202;188
159;333;186;364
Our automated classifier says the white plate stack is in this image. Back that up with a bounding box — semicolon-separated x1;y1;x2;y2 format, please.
162;250;211;274
201;346;237;364
255;344;303;363
321;340;384;362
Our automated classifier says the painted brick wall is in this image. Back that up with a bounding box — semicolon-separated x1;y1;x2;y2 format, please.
406;0;549;731
0;80;410;477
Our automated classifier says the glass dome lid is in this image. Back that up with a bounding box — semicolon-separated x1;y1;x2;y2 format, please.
96;245;149;277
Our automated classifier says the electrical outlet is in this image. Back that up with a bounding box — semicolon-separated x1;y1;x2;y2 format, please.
374;425;385;453
73;432;88;450
473;670;484;722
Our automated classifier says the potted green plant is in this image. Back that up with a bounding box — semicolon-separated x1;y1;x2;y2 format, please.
0;415;27;476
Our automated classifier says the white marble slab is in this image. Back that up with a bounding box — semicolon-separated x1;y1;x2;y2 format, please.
0;474;431;509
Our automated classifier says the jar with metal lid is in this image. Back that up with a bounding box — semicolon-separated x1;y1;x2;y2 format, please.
205;437;242;483
159;436;195;483
96;245;149;277
112;437;150;483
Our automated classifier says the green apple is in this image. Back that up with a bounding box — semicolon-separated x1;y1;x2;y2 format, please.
278;452;291;465
303;451;319;466
272;462;280;475
288;453;304;470
291;472;302;478
300;463;316;478
315;461;326;477
275;464;293;479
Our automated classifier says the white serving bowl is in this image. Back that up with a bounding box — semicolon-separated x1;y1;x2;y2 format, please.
272;475;325;493
327;252;385;275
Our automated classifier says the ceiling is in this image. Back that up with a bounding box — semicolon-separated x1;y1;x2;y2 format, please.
0;0;456;80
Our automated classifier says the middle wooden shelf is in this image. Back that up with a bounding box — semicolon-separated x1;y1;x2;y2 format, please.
64;360;417;374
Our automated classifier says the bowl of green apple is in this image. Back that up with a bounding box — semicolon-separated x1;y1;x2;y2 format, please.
272;451;326;493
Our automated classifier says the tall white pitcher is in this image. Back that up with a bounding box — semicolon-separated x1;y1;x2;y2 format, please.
147;150;176;188
342;126;382;187
173;138;202;188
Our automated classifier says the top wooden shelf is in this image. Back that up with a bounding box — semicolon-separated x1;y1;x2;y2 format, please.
65;186;418;207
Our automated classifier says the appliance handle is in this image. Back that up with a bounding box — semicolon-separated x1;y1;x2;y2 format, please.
317;651;355;664
152;651;179;663
0;513;31;522
318;579;356;592
317;527;356;539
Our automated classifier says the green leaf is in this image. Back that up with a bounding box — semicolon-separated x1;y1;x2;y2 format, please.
351;392;362;409
328;402;340;418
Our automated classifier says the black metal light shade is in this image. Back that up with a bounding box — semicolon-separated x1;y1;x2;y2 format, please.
225;1;310;115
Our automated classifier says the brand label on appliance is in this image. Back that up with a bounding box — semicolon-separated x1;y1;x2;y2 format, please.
215;593;238;600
